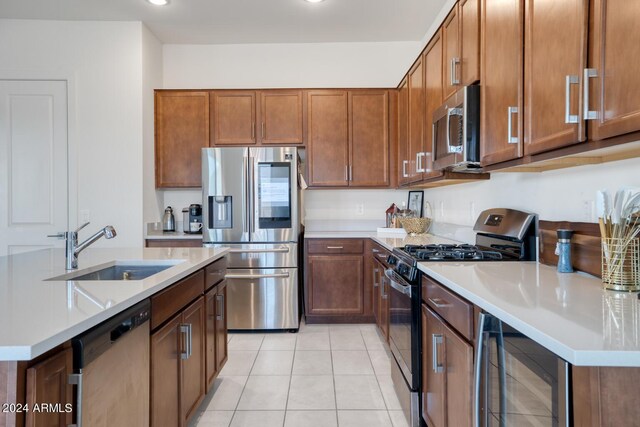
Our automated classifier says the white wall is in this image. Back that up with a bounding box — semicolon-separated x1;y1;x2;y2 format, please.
0;19;145;247
142;25;164;223
303;189;408;222
424;156;640;226
163;41;422;89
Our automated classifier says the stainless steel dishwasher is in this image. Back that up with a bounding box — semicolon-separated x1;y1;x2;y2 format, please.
70;300;151;427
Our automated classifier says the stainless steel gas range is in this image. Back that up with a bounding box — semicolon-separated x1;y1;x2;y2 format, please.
385;208;538;427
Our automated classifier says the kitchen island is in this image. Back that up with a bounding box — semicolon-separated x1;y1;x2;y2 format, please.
0;246;228;427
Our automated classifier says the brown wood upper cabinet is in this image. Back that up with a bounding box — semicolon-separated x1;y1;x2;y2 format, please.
524;0;588;155
587;0;640;141
307;90;390;188
422;30;445;181
397;78;411;186
408;59;425;183
444;0;480;99
155;91;209;188
480;0;524;166
211;91;257;145
260;90;304;144
211;90;303;146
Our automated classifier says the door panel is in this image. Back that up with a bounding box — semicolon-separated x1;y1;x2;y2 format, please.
0;80;68;256
155;91;209;187
151;316;181;427
408;59;425;183
423;306;446;427
307;255;364;315
524;0;588;155
25;348;73;427
460;0;481;85
205;287;217;391
398;78;410;186
307;91;349;187
349;91;390;187
424;31;445;179
181;298;206;425
215;281;228;370
259;91;303;144
444;323;473;427
443;5;461;99
211;91;256;145
481;0;524;166
588;0;640;140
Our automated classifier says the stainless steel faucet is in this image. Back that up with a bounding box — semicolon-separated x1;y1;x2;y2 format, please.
49;222;117;270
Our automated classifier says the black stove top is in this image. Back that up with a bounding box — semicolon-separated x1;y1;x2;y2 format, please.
401;244;507;261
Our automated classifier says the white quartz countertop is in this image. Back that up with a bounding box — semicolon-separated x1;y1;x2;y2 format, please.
419;261;640;367
0;247;228;361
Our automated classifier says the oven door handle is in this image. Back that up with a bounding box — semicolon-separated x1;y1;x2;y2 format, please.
226;272;290;279
384;269;412;297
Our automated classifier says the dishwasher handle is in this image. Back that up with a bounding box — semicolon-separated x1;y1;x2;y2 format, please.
68;372;83;427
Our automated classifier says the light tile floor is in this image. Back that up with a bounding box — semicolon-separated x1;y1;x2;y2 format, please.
189;321;410;427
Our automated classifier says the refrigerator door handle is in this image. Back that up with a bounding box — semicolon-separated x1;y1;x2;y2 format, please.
242;154;249;234
248;155;256;235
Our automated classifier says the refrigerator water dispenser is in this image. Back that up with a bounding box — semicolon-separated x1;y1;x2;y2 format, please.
210;195;232;228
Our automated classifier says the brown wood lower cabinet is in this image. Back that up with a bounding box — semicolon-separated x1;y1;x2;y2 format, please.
305;238;373;323
421;304;473;427
151;261;227;427
24;348;73;427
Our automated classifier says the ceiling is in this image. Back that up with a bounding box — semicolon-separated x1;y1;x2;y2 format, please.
0;0;447;44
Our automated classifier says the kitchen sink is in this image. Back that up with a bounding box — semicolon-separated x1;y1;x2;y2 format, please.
47;260;183;281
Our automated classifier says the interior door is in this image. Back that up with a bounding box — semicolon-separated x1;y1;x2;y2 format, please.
0;80;68;256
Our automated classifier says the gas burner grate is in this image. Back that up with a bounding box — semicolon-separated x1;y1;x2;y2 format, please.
402;244;504;261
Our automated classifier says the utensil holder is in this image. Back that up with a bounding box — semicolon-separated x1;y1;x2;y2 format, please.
602;238;640;292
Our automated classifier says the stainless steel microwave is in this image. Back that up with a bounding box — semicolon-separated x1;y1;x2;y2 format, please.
432;84;481;172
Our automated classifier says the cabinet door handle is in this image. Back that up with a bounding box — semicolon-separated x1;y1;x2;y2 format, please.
451;57;461;85
432;333;444;373
428;297;451;308
68;373;83;427
345;165;348;181
402;160;409;178
261;122;265;139
507;106;519;144
372;248;380;253
326;246;344;250
381;279;388;299
180;324;192;360
251;122;255;139
565;75;579;124
583;68;598;120
349;165;353;181
376;253;387;259
216;294;224;321
373;268;379;288
416;152;426;173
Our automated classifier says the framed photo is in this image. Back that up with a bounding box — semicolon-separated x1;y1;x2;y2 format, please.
408;190;424;217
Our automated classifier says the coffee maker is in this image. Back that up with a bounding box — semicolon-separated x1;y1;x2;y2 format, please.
183;204;203;234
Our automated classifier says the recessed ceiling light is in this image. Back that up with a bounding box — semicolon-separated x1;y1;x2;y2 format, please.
304;0;325;3
147;0;169;6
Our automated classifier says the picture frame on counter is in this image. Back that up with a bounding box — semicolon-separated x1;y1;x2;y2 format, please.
408;190;424;217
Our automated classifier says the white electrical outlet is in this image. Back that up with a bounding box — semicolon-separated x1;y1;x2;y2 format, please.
356;203;364;216
80;209;90;223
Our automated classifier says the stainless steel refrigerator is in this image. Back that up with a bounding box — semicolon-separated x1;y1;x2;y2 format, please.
202;147;300;331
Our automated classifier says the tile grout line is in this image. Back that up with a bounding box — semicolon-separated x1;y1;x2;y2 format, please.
228;334;264;426
329;324;340;427
362;327;395;426
282;332;297;427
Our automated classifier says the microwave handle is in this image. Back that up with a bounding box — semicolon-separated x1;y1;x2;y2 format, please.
447;108;463;154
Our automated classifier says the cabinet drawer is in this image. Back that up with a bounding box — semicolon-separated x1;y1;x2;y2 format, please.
205;257;227;291
422;275;474;341
370;241;391;265
307;239;364;254
152;270;205;330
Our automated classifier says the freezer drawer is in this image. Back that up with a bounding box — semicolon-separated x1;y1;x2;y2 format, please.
204;243;297;268
226;268;299;330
